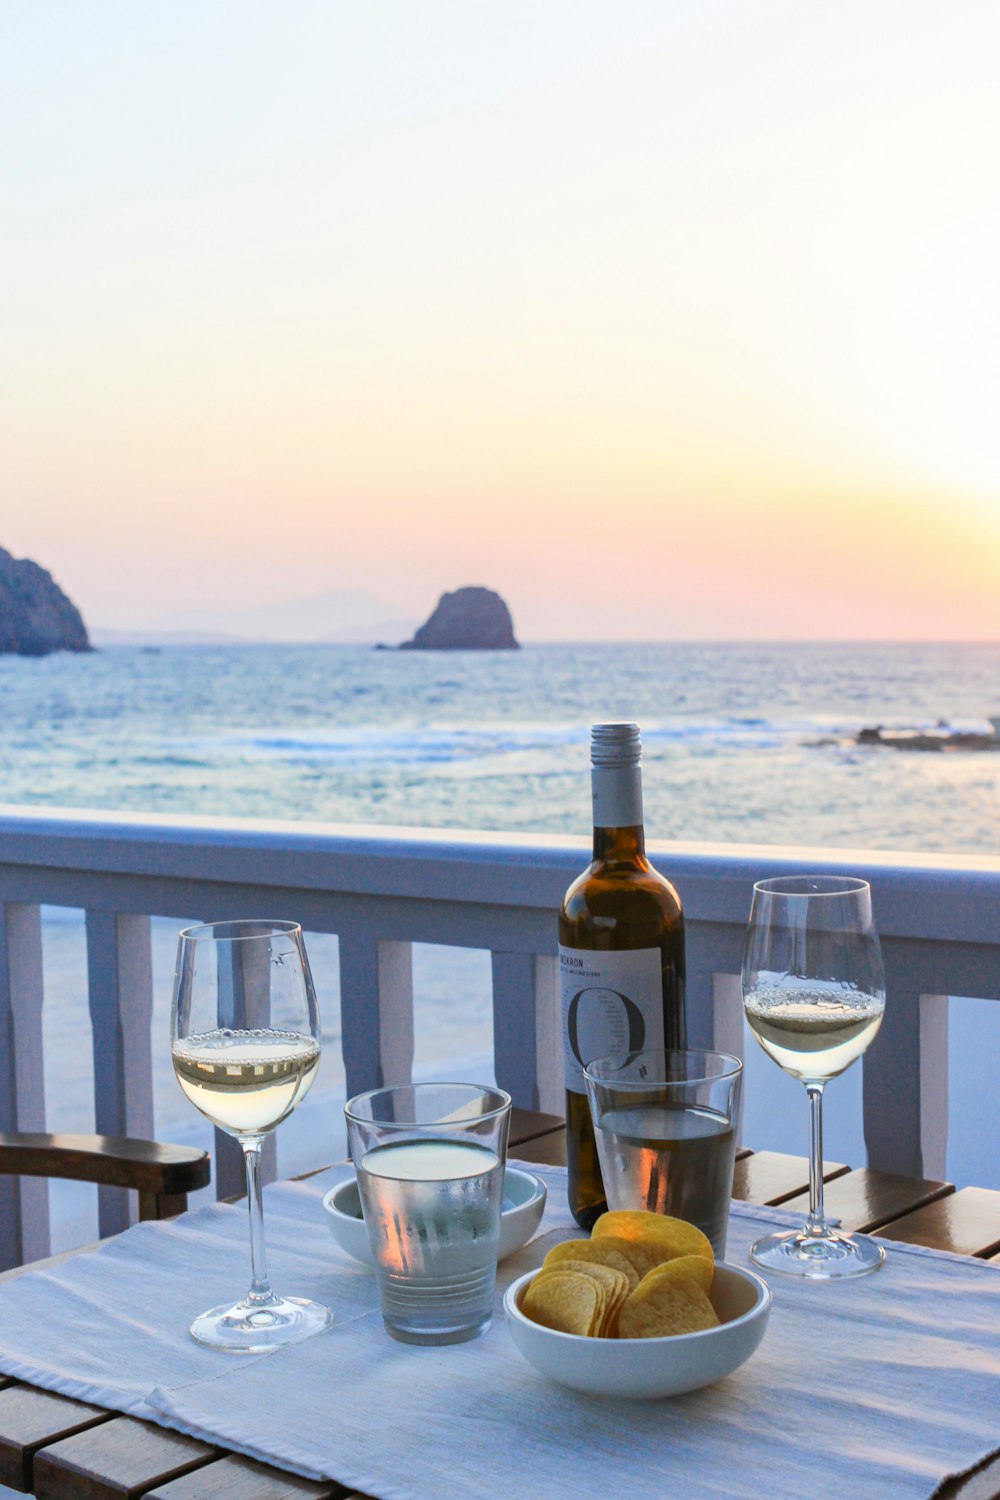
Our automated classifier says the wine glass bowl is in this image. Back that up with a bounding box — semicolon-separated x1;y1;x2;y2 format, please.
171;919;332;1351
742;876;886;1279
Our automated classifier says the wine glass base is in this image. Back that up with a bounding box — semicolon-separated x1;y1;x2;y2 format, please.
190;1295;333;1354
750;1227;885;1280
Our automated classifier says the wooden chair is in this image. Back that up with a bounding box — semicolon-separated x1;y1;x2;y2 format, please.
0;1132;210;1225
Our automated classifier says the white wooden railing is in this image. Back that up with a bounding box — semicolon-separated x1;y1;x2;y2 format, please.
1;804;999;1269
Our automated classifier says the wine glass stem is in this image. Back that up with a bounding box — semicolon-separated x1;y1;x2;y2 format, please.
805;1083;826;1234
241;1138;276;1306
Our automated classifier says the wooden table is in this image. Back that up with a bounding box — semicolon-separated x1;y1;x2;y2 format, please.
1;1108;997;1500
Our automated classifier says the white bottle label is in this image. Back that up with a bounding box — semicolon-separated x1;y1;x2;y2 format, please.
559;946;664;1094
591;766;643;828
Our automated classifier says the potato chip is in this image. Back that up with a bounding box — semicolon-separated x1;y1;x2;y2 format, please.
585;1234;674;1281
637;1253;714;1296
542;1238;641;1291
522;1271;599;1336
618;1277;720;1339
592;1210;714;1264
550;1259;630;1337
531;1268;608;1335
600;1277;631;1337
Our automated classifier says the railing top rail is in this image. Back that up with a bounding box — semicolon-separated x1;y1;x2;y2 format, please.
1;804;998;946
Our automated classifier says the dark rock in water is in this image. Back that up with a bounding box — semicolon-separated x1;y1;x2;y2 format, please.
400;587;520;651
854;722;1000;753
0;547;91;656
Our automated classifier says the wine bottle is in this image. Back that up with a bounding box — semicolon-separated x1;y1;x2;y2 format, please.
559;722;686;1228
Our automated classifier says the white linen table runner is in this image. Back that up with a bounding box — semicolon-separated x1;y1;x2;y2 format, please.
0;1161;996;1500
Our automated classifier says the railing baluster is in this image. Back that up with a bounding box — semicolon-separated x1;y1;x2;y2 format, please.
0;903;51;1269
680;924;747;1139
863;941;950;1179
709;973;747;1142
491;952;560;1112
710;973;745;1063
684;921;746;1052
85;911;154;1236
338;933;414;1100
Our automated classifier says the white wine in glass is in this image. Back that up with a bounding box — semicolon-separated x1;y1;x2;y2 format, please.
171;920;332;1351
742;876;886;1279
743;985;884;1083
172;1030;321;1136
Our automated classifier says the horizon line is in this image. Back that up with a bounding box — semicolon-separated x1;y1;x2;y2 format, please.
86;633;1000;649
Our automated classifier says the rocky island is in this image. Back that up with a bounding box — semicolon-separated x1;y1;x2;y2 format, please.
0;547;91;656
399;586;520;650
808;719;1000;753
853;723;1000;752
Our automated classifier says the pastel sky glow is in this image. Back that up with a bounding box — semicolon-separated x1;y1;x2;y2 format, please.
2;1;999;639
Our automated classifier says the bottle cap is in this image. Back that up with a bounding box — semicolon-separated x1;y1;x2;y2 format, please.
590;722;641;768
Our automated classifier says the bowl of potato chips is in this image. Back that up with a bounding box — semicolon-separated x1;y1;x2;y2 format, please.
503;1209;770;1399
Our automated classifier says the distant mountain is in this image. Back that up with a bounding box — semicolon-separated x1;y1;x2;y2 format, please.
90;627;249;647
323;618;420;645
100;589;418;645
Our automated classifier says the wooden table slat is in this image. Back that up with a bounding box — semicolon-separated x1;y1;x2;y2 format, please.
512;1129;566;1168
515;1127;754;1176
508;1114;751;1160
779;1168;954;1233
33;1415;217;1500
507;1109;565;1148
145;1452;351;1498
875;1187;1000;1258
297;1110;565;1186
0;1385;112;1492
731;1151;849;1207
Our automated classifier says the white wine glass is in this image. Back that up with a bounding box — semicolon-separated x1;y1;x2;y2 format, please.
742;876;886;1279
171;919;332;1351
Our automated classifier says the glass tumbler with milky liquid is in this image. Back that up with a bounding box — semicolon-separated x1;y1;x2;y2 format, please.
345;1083;511;1346
171;919;332;1351
584;1048;742;1258
742;875;886;1279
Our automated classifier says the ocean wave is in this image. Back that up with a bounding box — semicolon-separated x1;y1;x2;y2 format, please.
180;724;588;767
169;716;845;768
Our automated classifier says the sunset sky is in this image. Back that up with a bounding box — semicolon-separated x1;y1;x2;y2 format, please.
2;1;999;640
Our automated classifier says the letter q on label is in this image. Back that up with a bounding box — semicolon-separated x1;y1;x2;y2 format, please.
565;986;647;1069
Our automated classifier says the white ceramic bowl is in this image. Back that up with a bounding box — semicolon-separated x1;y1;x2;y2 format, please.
322;1166;547;1267
503;1261;770;1399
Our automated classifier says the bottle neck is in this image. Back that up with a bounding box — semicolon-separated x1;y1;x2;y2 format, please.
593;823;647;863
591;763;645;864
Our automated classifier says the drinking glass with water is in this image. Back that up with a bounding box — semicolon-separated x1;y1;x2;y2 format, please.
344;1083;511;1346
583;1048;742;1258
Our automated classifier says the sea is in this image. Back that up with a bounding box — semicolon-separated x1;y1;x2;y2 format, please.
1;640;998;1247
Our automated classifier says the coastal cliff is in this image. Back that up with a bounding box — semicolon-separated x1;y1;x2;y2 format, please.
400;587;520;651
0;547;91;656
